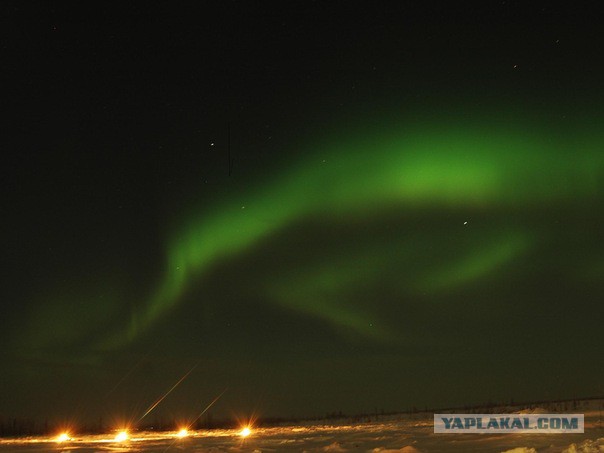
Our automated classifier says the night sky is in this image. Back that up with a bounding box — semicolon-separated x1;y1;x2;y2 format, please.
2;1;603;426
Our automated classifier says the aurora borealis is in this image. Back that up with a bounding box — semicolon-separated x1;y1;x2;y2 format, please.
2;1;603;428
100;118;604;348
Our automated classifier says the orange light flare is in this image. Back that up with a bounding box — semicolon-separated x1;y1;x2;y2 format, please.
239;426;252;438
176;428;189;438
55;432;71;443
114;430;129;442
234;412;258;440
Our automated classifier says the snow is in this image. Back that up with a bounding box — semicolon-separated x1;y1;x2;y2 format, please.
501;448;537;453
561;437;604;453
0;399;601;452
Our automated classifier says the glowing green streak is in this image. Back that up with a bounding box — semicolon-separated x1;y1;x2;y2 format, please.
102;121;604;347
267;250;396;340
265;228;531;339
417;232;530;293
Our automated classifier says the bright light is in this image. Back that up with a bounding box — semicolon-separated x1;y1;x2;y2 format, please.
239;426;251;437
177;428;189;438
114;430;129;442
56;432;70;443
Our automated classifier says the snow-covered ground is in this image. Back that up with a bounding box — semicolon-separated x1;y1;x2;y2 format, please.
1;399;602;452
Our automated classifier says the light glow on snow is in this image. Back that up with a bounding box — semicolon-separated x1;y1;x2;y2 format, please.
55;432;70;443
114;430;129;442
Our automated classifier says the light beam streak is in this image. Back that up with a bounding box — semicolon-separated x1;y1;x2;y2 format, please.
138;364;198;423
187;388;228;429
105;352;151;399
162;388;227;452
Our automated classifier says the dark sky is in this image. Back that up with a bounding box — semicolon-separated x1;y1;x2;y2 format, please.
2;1;603;426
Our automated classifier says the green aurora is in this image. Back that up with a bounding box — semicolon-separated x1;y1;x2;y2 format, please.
85;115;604;350
5;0;604;429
